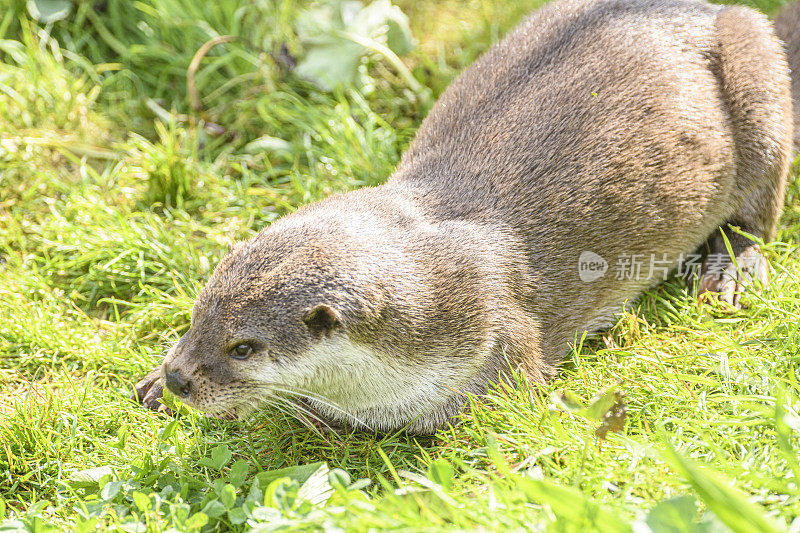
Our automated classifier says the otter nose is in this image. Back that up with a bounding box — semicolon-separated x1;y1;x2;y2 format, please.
164;366;191;398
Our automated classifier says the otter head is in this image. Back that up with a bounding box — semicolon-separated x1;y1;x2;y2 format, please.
160;210;494;434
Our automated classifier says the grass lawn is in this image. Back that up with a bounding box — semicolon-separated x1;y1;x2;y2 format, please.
1;0;799;530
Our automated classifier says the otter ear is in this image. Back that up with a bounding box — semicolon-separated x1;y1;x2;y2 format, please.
303;304;341;337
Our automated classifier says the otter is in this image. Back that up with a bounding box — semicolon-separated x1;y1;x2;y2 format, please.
134;0;797;434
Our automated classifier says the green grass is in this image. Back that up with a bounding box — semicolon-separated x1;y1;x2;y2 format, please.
1;0;799;530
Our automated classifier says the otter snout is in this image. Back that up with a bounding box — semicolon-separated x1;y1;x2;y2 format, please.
163;365;191;398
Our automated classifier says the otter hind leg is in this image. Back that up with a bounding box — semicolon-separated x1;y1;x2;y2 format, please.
698;6;792;308
698;165;787;308
698;221;769;308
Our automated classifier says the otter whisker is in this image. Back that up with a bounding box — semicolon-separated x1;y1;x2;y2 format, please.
277;396;334;436
263;397;312;429
228;396;294;427
237;387;330;435
255;384;341;432
253;382;373;431
260;392;335;436
248;382;339;411
261;383;356;418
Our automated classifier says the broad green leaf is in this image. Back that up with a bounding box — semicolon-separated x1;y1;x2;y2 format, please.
228;507;247;525
69;466;113;488
100;481;122;501
294;38;364;90
184;512;208;530
218;484;236;509
131;491;151;513
251;506;283;521
328;468;351;488
255;462;327;488
158;420;179;442
212;445;232;470
199;444;232;470
579;386;621;421
352;0;413;54
644;496;702;533
247;477;264;504
551;389;584;412
201;499;226;519
428;459;454;492
298;463;333;506
171;502;190;526
385;17;413;55
73;517;99;533
295;0;414;90
263;477;292;508
229;460;250;488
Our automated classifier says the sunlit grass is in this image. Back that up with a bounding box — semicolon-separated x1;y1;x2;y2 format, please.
0;0;798;530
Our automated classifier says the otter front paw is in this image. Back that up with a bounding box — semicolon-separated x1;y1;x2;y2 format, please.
131;366;173;415
698;245;768;309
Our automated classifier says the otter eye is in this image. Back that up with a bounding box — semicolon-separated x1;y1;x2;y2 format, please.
230;343;253;360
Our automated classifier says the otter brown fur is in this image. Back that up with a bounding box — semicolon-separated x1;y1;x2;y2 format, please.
776;0;800;152
134;0;796;434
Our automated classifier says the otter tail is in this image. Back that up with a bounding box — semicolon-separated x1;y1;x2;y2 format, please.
775;1;800;152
